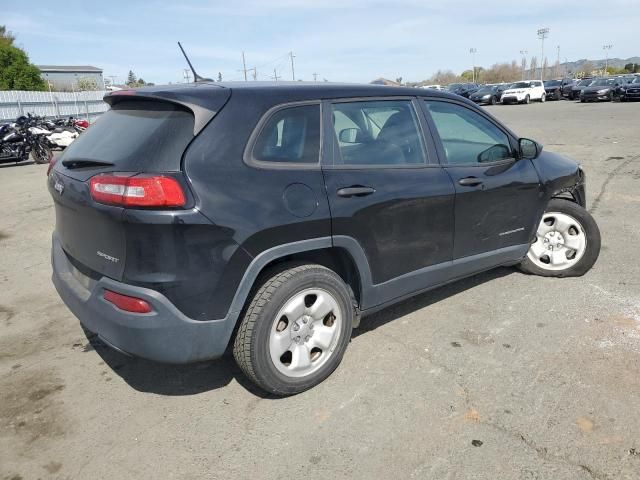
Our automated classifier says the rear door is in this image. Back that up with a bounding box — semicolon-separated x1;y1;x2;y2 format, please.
422;99;542;259
321;98;456;307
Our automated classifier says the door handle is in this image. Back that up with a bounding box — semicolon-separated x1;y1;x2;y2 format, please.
458;177;483;187
337;186;376;198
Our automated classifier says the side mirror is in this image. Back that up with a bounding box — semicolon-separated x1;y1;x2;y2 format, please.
519;138;541;159
338;128;364;144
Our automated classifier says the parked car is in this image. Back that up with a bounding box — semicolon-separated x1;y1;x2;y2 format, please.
447;83;479;98
560;79;577;98
579;77;621;102
422;84;444;90
501;80;546;104
569;78;594;100
468;84;505;105
543;80;565;100
49;82;601;395
613;75;640;101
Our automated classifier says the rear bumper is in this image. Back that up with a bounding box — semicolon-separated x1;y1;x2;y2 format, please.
51;234;236;364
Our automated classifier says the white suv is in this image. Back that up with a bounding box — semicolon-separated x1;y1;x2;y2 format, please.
501;80;546;104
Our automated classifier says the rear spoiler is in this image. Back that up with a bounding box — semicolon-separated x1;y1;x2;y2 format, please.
104;84;231;135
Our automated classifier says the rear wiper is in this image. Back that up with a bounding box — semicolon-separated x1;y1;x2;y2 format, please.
62;159;115;169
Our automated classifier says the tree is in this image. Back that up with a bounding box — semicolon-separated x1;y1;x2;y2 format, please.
542;57;549;80
0;25;15;46
0;42;46;91
126;70;137;86
624;62;639;73
579;62;595;77
460;69;474;82
76;77;99;91
395;76;403;85
529;56;538;79
137;78;146;85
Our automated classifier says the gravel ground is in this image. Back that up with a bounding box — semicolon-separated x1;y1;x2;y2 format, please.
1;99;639;480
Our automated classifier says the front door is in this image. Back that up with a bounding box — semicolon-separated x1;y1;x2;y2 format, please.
321;98;456;308
423;99;542;260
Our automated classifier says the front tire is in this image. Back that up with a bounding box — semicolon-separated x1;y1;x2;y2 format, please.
519;199;601;277
31;142;52;164
524;94;530;104
540;93;546;103
233;264;354;396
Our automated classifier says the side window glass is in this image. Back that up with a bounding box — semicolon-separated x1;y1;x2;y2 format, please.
331;100;426;166
252;104;320;164
425;101;513;165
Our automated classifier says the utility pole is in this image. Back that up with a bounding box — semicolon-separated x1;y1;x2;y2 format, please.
537;27;549;81
250;67;257;81
241;51;248;81
271;68;281;82
520;50;528;80
312;73;318;82
183;69;192;83
603;44;613;75
289;51;296;81
469;48;477;83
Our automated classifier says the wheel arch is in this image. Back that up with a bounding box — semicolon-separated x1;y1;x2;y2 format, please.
227;237;373;333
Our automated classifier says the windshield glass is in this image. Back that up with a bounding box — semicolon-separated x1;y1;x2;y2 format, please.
509;82;530;89
577;79;594;86
544;80;561;87
591;79;611;86
447;83;463;90
633;77;640;84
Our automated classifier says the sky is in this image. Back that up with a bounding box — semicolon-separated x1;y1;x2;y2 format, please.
4;0;640;85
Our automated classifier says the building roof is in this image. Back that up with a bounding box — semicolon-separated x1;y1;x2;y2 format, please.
37;65;103;73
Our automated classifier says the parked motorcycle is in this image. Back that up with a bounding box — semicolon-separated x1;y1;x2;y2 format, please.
0;116;52;165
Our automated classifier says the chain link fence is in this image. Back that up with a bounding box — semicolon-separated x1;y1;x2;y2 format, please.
0;90;109;122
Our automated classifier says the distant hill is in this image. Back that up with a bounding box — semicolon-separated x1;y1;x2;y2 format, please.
561;56;640;73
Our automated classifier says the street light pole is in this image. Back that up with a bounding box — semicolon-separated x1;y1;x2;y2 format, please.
469;48;477;83
603;44;613;75
537;27;549;80
520;50;528;80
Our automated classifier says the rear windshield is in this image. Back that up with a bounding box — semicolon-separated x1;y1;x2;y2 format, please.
62;101;194;171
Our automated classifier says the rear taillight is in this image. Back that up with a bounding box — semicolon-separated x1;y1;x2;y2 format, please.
103;289;153;314
89;174;186;208
47;156;57;176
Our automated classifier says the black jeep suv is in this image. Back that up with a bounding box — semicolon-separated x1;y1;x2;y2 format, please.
49;82;600;395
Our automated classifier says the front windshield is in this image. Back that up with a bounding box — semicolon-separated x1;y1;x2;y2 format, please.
591;79;611;86
633;77;640;84
544;80;561;87
475;87;494;95
577;79;594;86
447;83;463;90
509;82;530;89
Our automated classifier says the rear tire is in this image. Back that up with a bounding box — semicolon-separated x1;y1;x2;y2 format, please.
233;263;354;396
519;199;600;277
540;93;546;103
491;96;497;105
524;95;530;104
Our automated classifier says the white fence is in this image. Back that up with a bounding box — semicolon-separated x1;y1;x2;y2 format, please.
0;90;109;122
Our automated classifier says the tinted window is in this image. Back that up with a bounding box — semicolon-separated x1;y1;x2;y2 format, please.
62;101;194;170
253;104;320;164
425;101;513;165
331;100;426;166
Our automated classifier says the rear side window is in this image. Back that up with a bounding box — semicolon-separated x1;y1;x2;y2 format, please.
330;100;426;166
62;101;194;171
252;104;320;164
